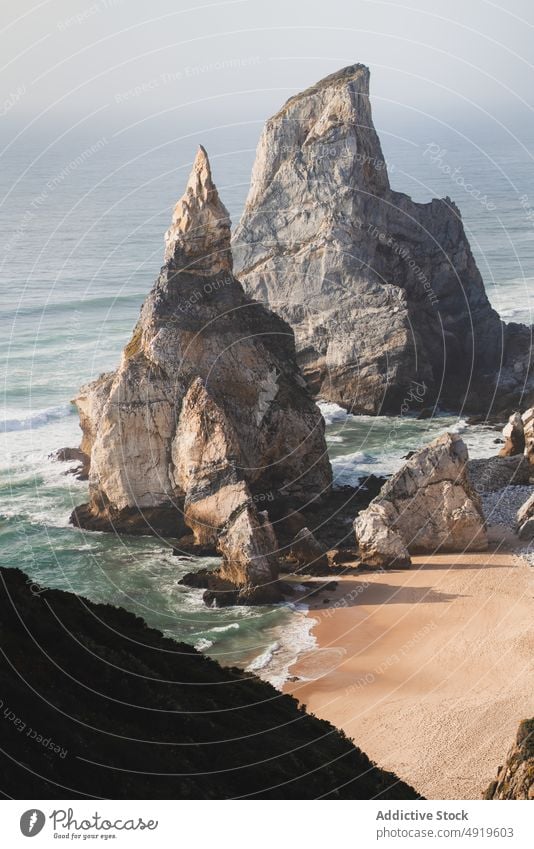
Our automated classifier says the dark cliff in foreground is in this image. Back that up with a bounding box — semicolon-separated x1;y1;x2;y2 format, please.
234;64;533;416
0;567;420;800
485;719;534;800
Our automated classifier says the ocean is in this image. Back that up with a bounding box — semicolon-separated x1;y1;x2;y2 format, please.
1;124;533;686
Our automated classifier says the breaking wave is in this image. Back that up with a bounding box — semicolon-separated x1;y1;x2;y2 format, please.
2;404;74;433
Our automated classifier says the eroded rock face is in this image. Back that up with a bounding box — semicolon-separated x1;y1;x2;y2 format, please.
522;408;534;465
498;408;534;472
354;433;487;567
485;719;534;800
234;64;533;415
218;506;280;603
354;502;410;569
499;412;525;457
71;147;332;601
290;526;329;574
172;377;245;546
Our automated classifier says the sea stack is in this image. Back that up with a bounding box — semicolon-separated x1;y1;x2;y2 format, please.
71;147;332;602
234;64;533;415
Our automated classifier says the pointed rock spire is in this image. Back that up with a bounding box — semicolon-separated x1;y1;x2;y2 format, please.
71;140;333;602
164;145;233;275
234;63;530;414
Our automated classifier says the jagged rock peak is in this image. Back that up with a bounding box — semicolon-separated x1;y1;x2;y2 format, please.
273;62;371;117
241;62;389;217
71;144;332;602
234;64;533;415
164;145;232;275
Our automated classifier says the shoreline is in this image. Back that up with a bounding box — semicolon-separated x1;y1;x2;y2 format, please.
283;527;534;800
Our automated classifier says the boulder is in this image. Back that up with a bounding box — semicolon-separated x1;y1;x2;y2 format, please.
70;146;332;601
354;433;487;567
217;506;280;603
498;412;525;456
290;526;329;573
179;568;239;607
49;446;90;480
518;519;534;541
522;408;534;464
485;719;534;800
327;548;359;567
354;502;410;569
517;491;534;539
234;64;533;415
51;447;88;464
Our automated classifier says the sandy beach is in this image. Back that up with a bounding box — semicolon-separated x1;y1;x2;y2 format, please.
285;528;534;799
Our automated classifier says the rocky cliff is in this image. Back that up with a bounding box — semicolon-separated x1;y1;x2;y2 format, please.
0;567;422;799
71;147;332;602
485;719;534;799
234;64;533;415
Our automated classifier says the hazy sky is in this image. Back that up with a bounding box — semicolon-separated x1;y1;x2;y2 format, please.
1;0;533;144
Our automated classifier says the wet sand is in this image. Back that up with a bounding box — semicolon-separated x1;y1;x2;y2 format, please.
284;529;534;799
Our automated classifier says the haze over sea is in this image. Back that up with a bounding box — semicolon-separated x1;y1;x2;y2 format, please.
1;123;533;685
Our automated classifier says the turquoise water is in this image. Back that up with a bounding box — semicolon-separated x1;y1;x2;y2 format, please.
1;128;533;684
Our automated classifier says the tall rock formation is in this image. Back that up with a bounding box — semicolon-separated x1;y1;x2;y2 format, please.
71;147;332;602
354;433;487;567
234;64;533;415
499;411;525;457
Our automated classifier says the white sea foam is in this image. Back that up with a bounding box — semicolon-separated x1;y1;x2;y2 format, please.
2;404;74;433
194;638;214;652
190;621;241;653
318;401;351;425
246;641;281;673
449;424;501;460
487;277;533;326
244;610;319;690
210;622;240;634
448;418;468;434
331;450;375;487
284;600;310;613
